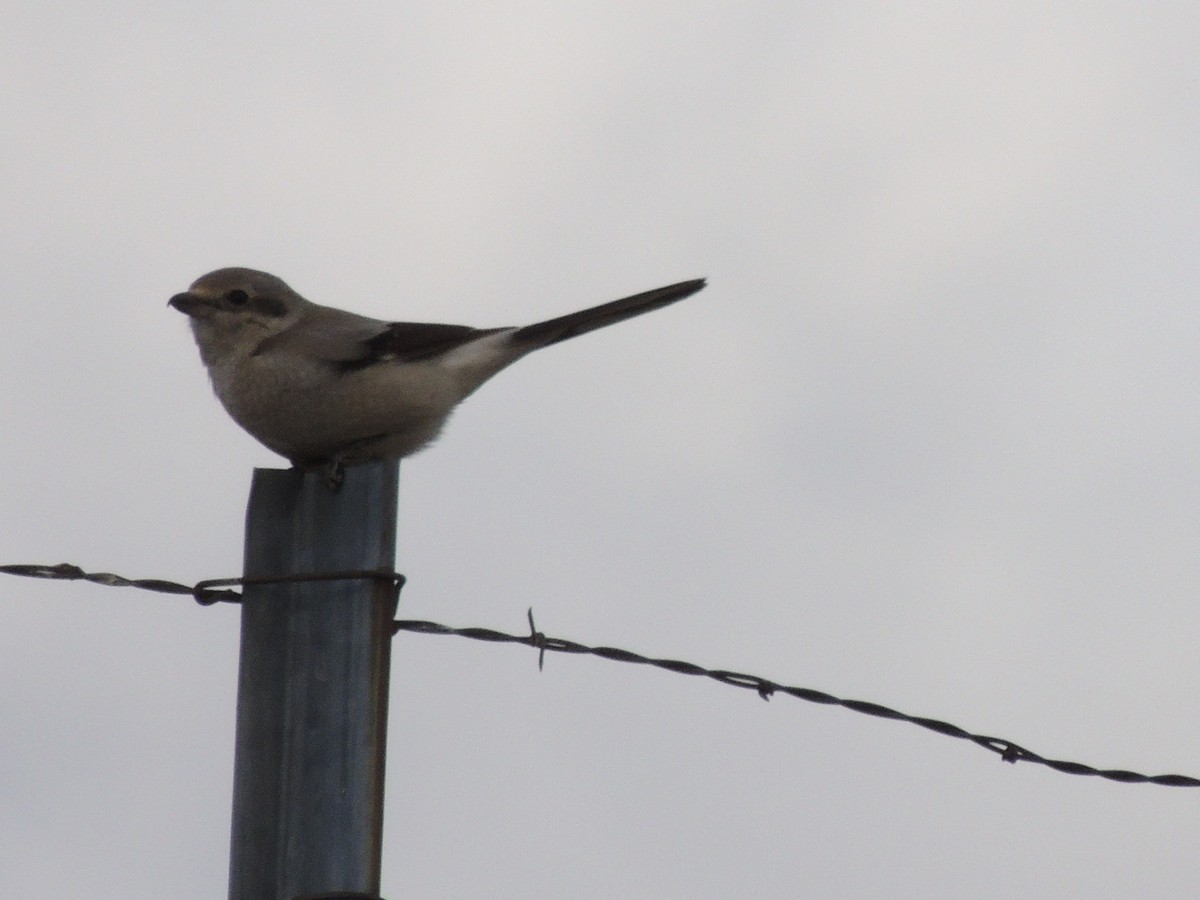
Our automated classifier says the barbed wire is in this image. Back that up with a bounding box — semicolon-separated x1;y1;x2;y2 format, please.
4;562;1198;789
394;612;1200;788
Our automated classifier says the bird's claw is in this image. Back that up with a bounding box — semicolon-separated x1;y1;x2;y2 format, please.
322;456;346;491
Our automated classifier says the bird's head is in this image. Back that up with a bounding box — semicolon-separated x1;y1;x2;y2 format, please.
169;267;306;366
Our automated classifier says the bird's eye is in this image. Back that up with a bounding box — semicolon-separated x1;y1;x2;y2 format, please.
227;289;250;306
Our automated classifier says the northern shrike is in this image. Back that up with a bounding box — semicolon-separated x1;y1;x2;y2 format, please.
169;268;706;467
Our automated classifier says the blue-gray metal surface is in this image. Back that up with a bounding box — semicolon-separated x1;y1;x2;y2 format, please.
229;462;399;900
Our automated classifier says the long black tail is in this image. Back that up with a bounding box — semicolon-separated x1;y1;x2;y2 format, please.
513;278;706;348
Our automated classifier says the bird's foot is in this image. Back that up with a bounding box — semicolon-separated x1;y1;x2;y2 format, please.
322;456;346;491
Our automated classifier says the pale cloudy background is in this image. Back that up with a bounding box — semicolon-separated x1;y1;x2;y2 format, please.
3;3;1199;897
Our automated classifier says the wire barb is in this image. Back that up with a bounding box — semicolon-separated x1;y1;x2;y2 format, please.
527;607;546;671
5;561;1199;789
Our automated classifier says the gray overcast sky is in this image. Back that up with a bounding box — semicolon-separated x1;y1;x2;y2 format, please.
4;3;1199;897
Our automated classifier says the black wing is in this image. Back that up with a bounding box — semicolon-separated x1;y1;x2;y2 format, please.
336;321;509;372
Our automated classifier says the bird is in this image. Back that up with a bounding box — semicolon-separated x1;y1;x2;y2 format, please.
169;267;706;471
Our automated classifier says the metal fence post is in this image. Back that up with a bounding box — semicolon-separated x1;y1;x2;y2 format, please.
228;460;399;900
